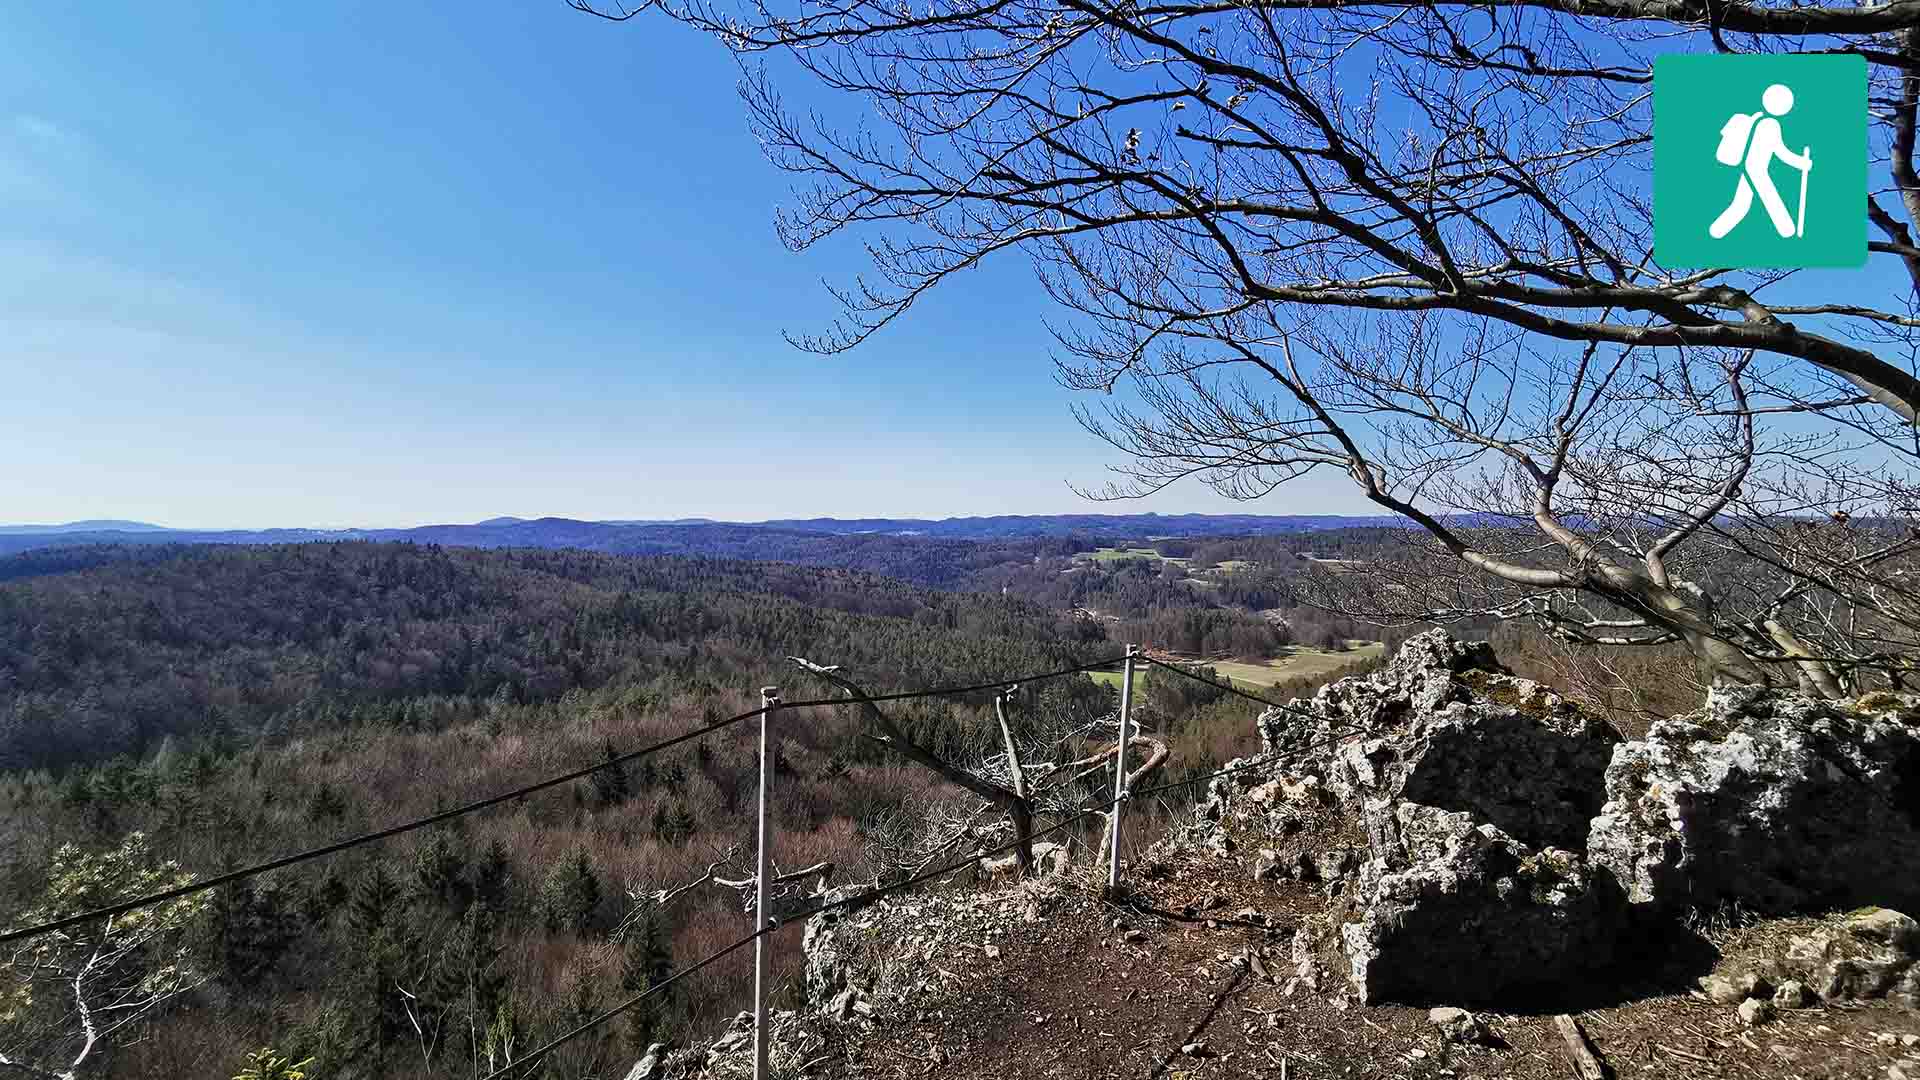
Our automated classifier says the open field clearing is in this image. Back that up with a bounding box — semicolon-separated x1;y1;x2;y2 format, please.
1072;546;1188;564
1205;642;1384;686
1090;641;1383;693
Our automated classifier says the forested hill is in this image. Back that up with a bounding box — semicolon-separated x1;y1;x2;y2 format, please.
0;513;1402;570
0;540;1261;1078
0;542;1107;773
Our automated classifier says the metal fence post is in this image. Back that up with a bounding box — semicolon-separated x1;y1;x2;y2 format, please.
753;686;779;1080
1108;644;1136;891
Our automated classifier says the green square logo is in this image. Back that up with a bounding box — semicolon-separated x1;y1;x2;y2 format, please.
1655;54;1865;268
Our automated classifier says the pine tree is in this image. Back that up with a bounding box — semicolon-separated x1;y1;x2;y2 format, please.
413;828;469;909
589;740;630;808
537;850;601;935
471;837;514;915
197;874;298;988
344;863;418;1068
619;899;674;1051
422;907;507;1068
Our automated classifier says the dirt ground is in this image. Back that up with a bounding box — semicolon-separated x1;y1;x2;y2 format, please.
794;852;1920;1080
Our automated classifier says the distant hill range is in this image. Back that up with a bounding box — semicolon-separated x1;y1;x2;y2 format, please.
0;519;178;535
0;512;1404;562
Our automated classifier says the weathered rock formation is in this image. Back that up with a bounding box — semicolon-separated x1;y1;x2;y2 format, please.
1202;630;1920;1006
1204;630;1627;1004
1588;686;1920;917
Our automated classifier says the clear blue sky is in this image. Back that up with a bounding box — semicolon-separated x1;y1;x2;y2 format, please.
0;4;1371;529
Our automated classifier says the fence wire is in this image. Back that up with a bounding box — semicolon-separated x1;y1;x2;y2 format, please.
0;653;1126;946
480;717;1381;1079
6;643;1383;1080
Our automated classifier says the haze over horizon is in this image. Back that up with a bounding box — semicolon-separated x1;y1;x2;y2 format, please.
0;507;1392;534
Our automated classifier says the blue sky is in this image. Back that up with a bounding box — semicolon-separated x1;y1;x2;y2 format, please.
0;4;1372;528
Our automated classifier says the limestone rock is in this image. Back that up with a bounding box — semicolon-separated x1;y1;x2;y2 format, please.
1246;630;1619;853
1339;803;1621;1004
1201;631;1628;1005
1253;849;1281;881
1589;687;1920;916
1738;997;1775;1027
1700;969;1770;1005
622;1043;668;1080
1428;1006;1491;1045
801;884;871;1012
1765;908;1920;1006
1773;980;1814;1009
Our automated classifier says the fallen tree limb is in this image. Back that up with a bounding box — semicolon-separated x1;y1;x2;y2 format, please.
1552;1014;1610;1080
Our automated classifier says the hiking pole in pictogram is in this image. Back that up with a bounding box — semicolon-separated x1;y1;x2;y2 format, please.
1796;146;1811;237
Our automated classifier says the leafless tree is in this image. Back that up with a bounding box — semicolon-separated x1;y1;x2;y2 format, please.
578;0;1920;695
787;657;1164;878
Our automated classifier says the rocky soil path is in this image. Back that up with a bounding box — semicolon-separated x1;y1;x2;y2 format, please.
794;854;1920;1080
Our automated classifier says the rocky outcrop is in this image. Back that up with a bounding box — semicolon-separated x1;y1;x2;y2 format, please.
1202;630;1627;1005
801;884;871;1015
1261;632;1618;851
1588;686;1920;917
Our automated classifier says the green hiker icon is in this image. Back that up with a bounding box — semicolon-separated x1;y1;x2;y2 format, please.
1709;84;1812;240
1654;54;1864;268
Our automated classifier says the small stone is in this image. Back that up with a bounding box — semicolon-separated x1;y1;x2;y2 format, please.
1428;1006;1490;1045
624;1043;668;1080
1121;929;1147;944
1410;1048;1428;1060
1254;850;1281;881
1773;980;1813;1009
1877;1033;1901;1047
1182;1041;1212;1057
1701;970;1768;1005
1738;998;1775;1027
1905;1034;1920;1048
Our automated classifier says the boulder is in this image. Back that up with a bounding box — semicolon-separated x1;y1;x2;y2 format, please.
1773;980;1813;1009
1218;632;1627;1004
1699;969;1770;1005
1428;1006;1492;1045
1765;908;1920;1007
622;1043;668;1080
1340;803;1621;1004
801;884;873;1014
1588;687;1920;917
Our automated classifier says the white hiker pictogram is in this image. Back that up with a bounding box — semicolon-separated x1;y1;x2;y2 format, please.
1709;83;1813;239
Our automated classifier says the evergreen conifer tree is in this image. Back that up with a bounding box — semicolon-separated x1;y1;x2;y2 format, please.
619;898;674;1050
589;740;630;808
537;850;601;935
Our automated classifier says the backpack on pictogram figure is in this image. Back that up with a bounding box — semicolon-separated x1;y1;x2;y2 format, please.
1716;111;1764;166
